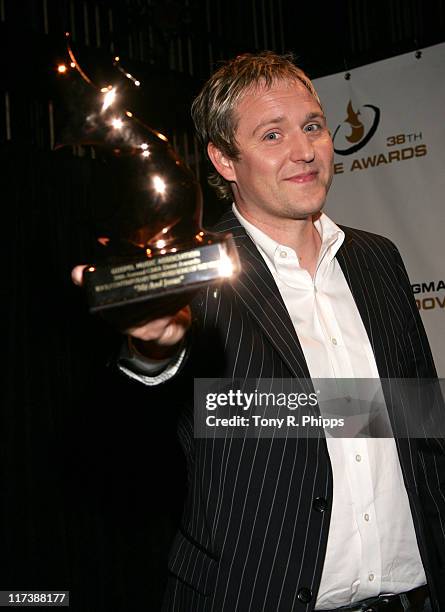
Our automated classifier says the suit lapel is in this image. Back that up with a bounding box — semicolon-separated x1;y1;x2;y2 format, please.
336;228;392;378
214;210;311;379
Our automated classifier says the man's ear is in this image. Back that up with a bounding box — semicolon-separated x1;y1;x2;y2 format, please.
207;142;236;182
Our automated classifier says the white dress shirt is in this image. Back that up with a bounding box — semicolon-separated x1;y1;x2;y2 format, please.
233;205;426;609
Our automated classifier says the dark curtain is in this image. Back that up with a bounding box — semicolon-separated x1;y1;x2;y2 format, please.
3;143;186;611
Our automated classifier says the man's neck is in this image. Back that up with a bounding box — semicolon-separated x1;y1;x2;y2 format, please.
235;205;322;277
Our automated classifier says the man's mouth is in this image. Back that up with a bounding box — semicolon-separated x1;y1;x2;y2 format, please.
284;171;318;184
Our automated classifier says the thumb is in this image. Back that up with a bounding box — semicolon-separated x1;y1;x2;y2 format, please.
71;265;88;286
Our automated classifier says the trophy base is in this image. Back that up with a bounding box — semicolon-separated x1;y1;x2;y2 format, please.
83;238;238;329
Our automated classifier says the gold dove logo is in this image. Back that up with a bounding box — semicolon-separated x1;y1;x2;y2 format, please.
344;101;364;143
333;100;380;155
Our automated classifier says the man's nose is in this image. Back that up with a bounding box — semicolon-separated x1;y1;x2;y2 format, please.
289;130;315;163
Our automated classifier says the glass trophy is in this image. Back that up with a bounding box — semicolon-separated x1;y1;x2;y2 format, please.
55;35;240;329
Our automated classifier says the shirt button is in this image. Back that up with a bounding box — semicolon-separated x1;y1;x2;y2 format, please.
355;454;362;462
368;573;375;582
364;513;370;522
280;251;287;258
331;337;338;345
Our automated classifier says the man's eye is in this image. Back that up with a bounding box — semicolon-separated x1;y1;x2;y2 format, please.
305;123;322;133
264;132;280;141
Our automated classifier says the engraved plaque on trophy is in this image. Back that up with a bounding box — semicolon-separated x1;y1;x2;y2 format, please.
55;35;240;329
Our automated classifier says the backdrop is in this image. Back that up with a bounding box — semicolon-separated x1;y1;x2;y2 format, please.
314;42;445;375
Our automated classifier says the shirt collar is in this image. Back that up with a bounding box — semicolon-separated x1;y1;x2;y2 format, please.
232;204;345;272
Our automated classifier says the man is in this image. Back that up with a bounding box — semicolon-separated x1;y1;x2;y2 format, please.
73;52;445;611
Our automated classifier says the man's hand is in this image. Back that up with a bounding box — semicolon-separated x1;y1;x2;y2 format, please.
71;265;191;360
126;306;191;360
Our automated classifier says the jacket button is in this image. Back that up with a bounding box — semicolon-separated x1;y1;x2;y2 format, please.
312;496;328;512
297;587;312;603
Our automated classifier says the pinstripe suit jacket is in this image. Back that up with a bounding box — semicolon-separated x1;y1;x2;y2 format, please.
161;209;445;612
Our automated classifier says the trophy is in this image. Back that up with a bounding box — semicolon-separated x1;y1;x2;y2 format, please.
55;35;240;328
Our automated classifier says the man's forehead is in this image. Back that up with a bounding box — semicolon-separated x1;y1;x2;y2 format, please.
233;78;322;123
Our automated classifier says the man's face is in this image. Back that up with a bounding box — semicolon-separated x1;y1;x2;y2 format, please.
216;79;334;226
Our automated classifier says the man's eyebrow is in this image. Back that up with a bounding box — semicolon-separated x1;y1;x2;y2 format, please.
252;111;326;137
306;111;326;123
252;115;285;137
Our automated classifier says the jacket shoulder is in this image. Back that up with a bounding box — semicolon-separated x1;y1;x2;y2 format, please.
339;224;399;253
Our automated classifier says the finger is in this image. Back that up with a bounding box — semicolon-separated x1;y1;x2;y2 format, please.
71;265;88;286
126;306;191;344
127;316;174;342
157;307;192;345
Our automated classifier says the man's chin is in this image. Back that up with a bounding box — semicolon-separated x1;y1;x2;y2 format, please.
286;200;326;221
